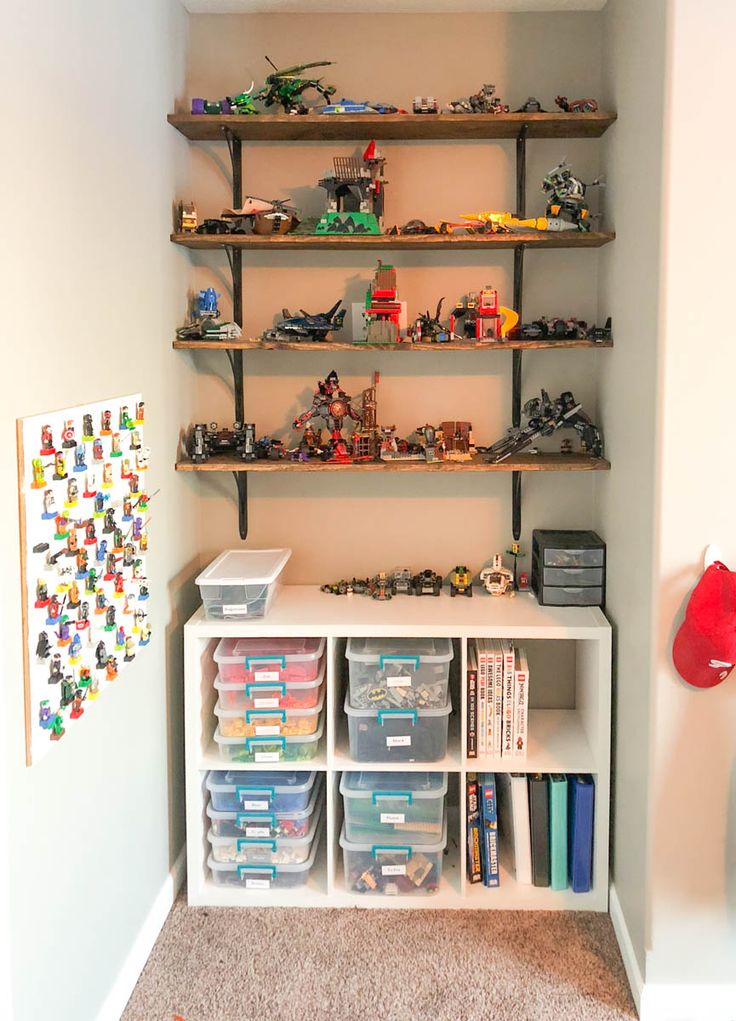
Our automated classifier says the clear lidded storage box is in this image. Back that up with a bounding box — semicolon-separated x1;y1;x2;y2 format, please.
214;635;325;686
206;769;317;814
344;694;451;763
195;548;291;620
339;819;447;896
340;771;447;844
346;637;453;710
207;773;323;840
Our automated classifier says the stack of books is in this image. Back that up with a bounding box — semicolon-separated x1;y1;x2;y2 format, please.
466;640;529;759
466;773;595;892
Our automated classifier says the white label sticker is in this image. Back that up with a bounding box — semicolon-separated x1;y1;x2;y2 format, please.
254;670;280;681
254;751;280;763
255;725;281;736
245;826;271;838
240;799;268;811
223;604;248;616
381;864;406;876
386;735;411;748
380;812;406;824
245;878;271;890
387;675;412;688
253;697;280;709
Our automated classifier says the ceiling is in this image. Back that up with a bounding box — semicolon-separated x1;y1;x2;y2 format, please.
183;0;606;13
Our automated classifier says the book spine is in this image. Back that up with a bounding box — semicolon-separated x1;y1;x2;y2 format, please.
493;643;503;758
486;642;494;755
466;667;478;759
501;643;515;757
478;642;486;757
466;774;482;883
513;650;529;758
479;773;500;887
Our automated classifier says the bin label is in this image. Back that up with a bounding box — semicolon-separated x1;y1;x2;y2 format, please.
240;799;269;811
254;751;280;763
255;725;281;736
245;826;271;838
245;878;271;890
223;604;248;616
253;697;280;709
254;670;280;682
380;812;405;824
386;735;411;748
381;864;406;876
387;676;412;688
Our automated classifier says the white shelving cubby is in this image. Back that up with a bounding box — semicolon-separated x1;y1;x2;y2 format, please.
185;585;611;910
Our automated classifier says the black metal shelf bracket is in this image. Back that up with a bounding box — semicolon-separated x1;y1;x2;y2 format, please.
223;127;249;539
510;124;528;543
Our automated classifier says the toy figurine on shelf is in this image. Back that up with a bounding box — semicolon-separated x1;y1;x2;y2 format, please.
40;424;55;456
360;261;402;345
516;97;546;112
292;369;363;463
369;572;392;601
191;96;233;115
49;712;65;741
450;566;473;597
412;299;450;344
412;569;442;596
440;421;475;461
446;84;509;114
542;160;602;232
220;196;299;236
413;97;438;114
179;201;198;233
480;554;515;596
555;95;599;113
262;300;346;343
486;388;604;463
39;700;54;730
315;140;387;235
449;288;519;343
36;631;51;660
30;458;47;489
69;689;85;720
254;58;336;115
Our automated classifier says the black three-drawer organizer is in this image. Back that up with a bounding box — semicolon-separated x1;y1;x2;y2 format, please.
531;530;606;608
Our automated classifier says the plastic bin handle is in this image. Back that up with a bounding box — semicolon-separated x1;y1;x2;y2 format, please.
237;864;277;878
245;655;286;668
371;844;412;859
379;655;419;670
237;838;277;852
371;790;414;805
236;786;274;800
245;682;286;696
245;736;286;749
377;709;418;726
236;812;276;827
245;709;286;722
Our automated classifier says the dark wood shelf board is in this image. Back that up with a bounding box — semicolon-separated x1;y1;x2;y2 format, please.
168;111;617;142
175;453;610;474
173;337;613;352
171;231;615;251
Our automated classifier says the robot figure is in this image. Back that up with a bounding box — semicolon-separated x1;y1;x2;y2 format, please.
542;161;602;232
486;389;603;463
292;370;363;462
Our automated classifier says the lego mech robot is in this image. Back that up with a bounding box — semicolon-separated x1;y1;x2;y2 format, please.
292;370;365;462
542;161;602;232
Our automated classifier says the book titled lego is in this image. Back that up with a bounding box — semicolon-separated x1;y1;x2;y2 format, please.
466;773;482;883
492;639;504;758
466;645;478;759
478;772;500;887
513;646;529;758
501;641;516;757
477;639;487;756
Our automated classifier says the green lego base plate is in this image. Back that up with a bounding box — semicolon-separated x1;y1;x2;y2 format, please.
314;212;382;236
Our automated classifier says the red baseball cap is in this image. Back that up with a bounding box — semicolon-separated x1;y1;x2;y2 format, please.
672;561;736;688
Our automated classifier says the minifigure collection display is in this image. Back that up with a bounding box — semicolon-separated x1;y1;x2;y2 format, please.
20;396;152;763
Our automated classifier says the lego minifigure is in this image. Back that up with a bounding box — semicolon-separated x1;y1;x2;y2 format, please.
69;688;85;720
76;601;90;629
82;413;94;440
48;654;63;683
66;478;79;506
30;458;47;489
100;409;112;435
39;700;54;730
119;405;132;430
105;605;116;631
40;424;55;456
41;489;56;520
34;579;50;608
124;635;136;662
106;656;118;681
94;641;107;670
73;445;87;473
52;451;67;480
46;595;63;625
66;580;81;608
92;438;104;462
50;712;65;741
56;619;71;647
36;631;51;660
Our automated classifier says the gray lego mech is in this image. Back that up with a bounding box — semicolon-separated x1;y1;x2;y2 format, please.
485;389;603;463
542;160;602;232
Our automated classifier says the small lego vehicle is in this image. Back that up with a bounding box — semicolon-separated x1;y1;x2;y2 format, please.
555;95;599;114
413;96;438;114
191;97;232;115
450;565;473;597
516;97;546;113
390;568;413;596
446;84;509;115
370;572;392;600
479;554;515;596
196;218;231;235
263;301;346;342
222;196;299;236
585;317;612;342
412;569;442;597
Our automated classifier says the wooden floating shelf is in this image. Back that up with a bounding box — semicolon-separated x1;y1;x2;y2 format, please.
173;337;613;352
175;453;610;473
168;111;617;142
172;231;615;251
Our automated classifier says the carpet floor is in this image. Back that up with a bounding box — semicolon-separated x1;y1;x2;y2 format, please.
121;892;637;1021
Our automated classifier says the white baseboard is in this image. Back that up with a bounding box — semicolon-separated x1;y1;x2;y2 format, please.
609;882;644;1014
96;845;186;1021
640;983;736;1021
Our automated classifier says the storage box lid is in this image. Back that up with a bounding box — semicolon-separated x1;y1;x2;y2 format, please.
196;548;291;587
344;692;452;718
339;818;447;854
214;659;325;693
214;635;325;665
206;769;316;795
207;774;323;822
340;771;448;800
346;637;453;665
207;793;324;849
214;685;325;720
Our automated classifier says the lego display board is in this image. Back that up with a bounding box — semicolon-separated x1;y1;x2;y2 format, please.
17;395;151;765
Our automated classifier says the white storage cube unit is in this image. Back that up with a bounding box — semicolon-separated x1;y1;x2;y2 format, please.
340;771;447;843
196;548;291;619
346;637;453;710
339;820;447;896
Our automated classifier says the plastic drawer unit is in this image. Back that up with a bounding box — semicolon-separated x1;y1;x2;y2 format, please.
208;793;324;865
344;694;451;763
346;637;453;710
209;827;322;890
206;770;318;814
214;687;325;738
531;529;606;607
207;774;323;840
214;717;324;764
339;819;447;896
195;548;291;620
340;771;447;843
214;636;325;689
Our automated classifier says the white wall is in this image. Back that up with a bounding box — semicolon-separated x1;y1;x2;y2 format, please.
2;3;197;1020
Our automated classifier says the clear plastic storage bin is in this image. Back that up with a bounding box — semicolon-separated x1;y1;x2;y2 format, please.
214;687;325;738
214;718;324;763
195;548;291;620
214;636;325;686
208;793;324;865
344;694;451;763
215;664;325;712
346;637;453;709
208;827;321;890
207;774;323;840
340;771;447;843
339;819;447;896
206;770;317;814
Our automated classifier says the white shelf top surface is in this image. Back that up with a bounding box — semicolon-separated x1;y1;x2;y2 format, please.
186;586;610;638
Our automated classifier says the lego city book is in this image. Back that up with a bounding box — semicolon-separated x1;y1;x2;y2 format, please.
467;645;478;759
466;773;482;884
478;772;500;887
